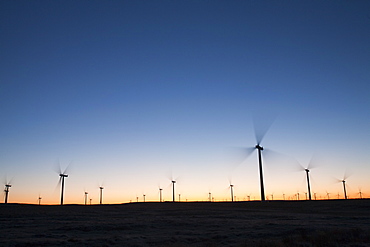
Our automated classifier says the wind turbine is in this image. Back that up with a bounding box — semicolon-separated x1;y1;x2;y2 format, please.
171;180;176;202
335;171;351;199
99;186;104;204
229;184;234;202
38;195;42;205
159;188;163;202
358;188;363;199
56;163;70;205
234;115;277;201
84;191;88;205
4;181;12;204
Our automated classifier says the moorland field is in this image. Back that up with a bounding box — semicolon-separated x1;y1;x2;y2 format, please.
0;199;369;246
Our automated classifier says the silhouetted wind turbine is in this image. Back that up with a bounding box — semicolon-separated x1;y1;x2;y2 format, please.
336;172;351;200
55;163;70;205
99;186;104;204
159;188;163;202
295;156;319;201
229;184;234;202
234;116;277;201
358;188;363;199
4;181;12;204
84;191;88;205
171;180;176;202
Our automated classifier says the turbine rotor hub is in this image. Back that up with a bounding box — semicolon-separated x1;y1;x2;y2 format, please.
255;144;263;150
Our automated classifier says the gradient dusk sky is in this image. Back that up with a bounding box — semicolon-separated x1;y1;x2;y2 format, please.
1;1;369;204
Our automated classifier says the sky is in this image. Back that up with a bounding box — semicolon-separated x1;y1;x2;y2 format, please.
1;0;369;204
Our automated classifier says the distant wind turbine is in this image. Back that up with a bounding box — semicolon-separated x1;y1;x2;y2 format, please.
99;186;104;204
4;181;12;204
84;191;88;205
55;162;70;205
336;172;351;200
159;187;163;202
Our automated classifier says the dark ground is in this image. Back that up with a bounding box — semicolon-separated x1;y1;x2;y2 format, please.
0;199;369;246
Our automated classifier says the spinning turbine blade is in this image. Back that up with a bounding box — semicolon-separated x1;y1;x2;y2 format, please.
253;113;277;145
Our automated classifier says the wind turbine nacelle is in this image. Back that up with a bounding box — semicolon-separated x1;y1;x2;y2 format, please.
255;144;263;150
60;174;68;177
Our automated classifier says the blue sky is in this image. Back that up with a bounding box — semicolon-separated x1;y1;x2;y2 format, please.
1;0;369;204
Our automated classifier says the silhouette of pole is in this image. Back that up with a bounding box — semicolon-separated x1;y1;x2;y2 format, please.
172;181;176;202
159;188;163;202
99;187;103;204
342;180;347;199
38;196;42;205
256;145;265;201
84;192;88;205
230;185;234;202
4;185;11;204
60;174;68;205
305;169;312;200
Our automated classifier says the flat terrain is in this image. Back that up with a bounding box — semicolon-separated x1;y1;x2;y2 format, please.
1;200;369;246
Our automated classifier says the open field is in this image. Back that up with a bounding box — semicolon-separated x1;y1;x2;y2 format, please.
1;199;369;247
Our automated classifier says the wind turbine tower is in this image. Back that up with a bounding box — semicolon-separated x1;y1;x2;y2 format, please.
4;184;11;204
172;180;176;202
59;173;68;205
159;188;163;202
84;192;88;205
304;168;312;200
99;186;104;204
341;179;348;199
255;144;266;201
230;184;234;202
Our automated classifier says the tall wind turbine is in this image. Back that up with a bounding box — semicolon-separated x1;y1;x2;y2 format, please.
296;157;318;201
340;179;348;199
4;182;12;204
336;171;351;199
84;191;88;205
55;161;71;205
56;166;69;205
38;195;42;205
99;186;104;204
229;184;234;202
171;180;176;202
159;188;163;202
235;116;276;201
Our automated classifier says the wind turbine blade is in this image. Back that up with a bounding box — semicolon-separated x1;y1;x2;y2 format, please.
253;113;278;145
53;159;62;174
343;169;353;180
228;146;255;168
307;154;323;170
63;161;73;174
263;148;297;171
54;176;62;193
